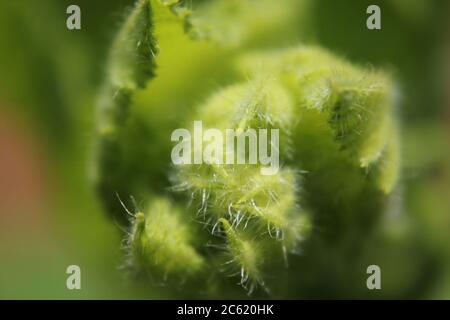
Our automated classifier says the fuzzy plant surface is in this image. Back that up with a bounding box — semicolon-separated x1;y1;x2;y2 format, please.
93;0;400;298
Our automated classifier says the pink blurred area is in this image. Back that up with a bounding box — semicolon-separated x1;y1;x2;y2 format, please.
0;101;52;245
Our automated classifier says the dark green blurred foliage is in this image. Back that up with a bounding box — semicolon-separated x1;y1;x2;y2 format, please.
309;0;449;120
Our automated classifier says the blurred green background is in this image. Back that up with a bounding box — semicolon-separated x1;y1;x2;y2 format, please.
0;0;449;299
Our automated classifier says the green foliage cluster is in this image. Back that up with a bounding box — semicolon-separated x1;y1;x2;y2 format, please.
94;0;401;298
